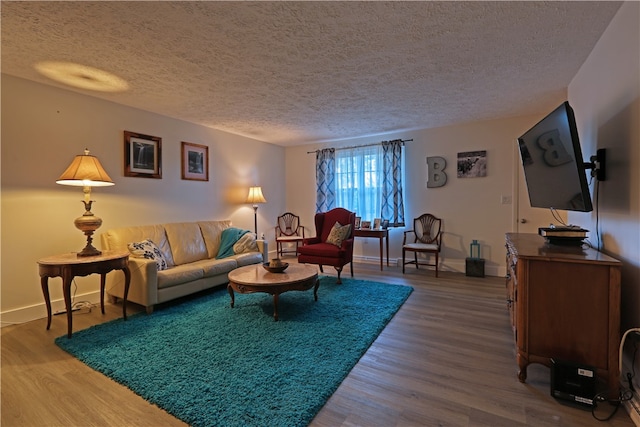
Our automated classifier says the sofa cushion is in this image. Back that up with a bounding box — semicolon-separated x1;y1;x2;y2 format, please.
198;220;232;258
232;252;264;267
190;258;238;277
157;264;205;289
127;239;168;271
164;222;208;265
101;224;175;267
297;242;344;257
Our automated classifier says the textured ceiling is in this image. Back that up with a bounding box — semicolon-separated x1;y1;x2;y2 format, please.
1;1;622;146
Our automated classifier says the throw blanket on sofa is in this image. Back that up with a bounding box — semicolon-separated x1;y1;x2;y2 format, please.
216;227;250;259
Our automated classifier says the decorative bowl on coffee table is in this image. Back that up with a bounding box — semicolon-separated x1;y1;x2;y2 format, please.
263;262;289;273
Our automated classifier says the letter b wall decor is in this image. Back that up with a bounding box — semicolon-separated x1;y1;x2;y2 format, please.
427;156;447;188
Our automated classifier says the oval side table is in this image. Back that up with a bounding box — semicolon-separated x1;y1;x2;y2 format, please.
38;250;131;338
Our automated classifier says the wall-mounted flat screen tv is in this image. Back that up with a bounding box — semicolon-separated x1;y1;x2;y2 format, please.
517;101;593;212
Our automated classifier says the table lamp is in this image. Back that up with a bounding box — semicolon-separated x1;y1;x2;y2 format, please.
246;186;266;235
56;149;114;257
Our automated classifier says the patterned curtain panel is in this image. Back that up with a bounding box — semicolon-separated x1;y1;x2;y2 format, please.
381;139;405;226
315;148;336;213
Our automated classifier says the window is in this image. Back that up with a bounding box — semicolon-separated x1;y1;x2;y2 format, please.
335;145;382;222
315;140;405;226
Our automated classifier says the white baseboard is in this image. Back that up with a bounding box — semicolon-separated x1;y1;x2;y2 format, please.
624;393;640;426
351;255;506;277
1;290;102;327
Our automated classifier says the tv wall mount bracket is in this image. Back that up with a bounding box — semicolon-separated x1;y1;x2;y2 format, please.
584;148;606;181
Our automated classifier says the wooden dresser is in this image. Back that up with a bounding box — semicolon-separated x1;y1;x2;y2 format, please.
505;233;621;394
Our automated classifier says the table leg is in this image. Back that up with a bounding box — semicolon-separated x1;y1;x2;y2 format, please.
272;293;279;321
378;236;383;271
313;278;319;301
100;273;106;315
62;268;73;339
122;266;131;320
385;233;389;266
227;284;235;308
40;277;52;330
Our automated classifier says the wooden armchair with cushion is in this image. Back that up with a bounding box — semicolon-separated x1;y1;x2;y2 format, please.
297;207;356;284
275;212;305;257
402;213;443;277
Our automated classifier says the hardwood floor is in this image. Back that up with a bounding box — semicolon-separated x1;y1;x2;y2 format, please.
2;261;633;426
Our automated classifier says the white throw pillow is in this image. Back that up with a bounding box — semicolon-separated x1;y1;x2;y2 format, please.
127;239;168;271
233;232;258;254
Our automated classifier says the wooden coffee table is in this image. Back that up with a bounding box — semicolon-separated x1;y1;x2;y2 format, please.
227;264;319;321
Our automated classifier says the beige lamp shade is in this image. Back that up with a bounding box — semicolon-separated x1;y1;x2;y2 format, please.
246;186;266;205
56;149;114;187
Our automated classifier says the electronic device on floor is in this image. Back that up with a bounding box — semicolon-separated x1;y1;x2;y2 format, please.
550;358;596;407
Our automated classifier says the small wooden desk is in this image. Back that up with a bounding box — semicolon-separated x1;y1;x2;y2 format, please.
38;250;131;338
353;228;389;271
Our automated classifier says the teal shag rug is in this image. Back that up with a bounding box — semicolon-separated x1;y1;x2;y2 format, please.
56;276;413;427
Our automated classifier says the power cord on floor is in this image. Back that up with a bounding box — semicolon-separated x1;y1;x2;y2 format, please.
54;279;95;315
627;339;638;393
593;328;640;421
71;300;94;313
591;387;634;421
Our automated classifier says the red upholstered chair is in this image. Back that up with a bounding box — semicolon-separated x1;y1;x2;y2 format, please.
297;207;356;284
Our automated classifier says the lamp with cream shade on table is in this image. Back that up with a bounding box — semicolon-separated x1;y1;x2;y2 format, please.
56;149;114;257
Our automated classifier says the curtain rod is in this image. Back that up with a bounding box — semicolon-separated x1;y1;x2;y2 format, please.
306;138;413;154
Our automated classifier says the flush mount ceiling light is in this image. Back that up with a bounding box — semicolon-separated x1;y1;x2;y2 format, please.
35;61;129;92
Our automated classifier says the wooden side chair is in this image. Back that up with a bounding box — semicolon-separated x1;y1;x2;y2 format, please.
402;213;443;277
275;212;305;257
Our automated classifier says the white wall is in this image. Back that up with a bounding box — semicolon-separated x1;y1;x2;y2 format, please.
285;115;545;276
1;75;285;324
568;1;640;330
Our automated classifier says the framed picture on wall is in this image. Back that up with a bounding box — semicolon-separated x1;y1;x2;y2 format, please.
181;141;209;181
124;131;162;179
457;150;487;178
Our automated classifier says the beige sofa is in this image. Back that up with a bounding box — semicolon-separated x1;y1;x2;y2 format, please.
101;220;266;313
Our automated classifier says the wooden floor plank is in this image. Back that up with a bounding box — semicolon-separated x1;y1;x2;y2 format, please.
1;260;633;426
